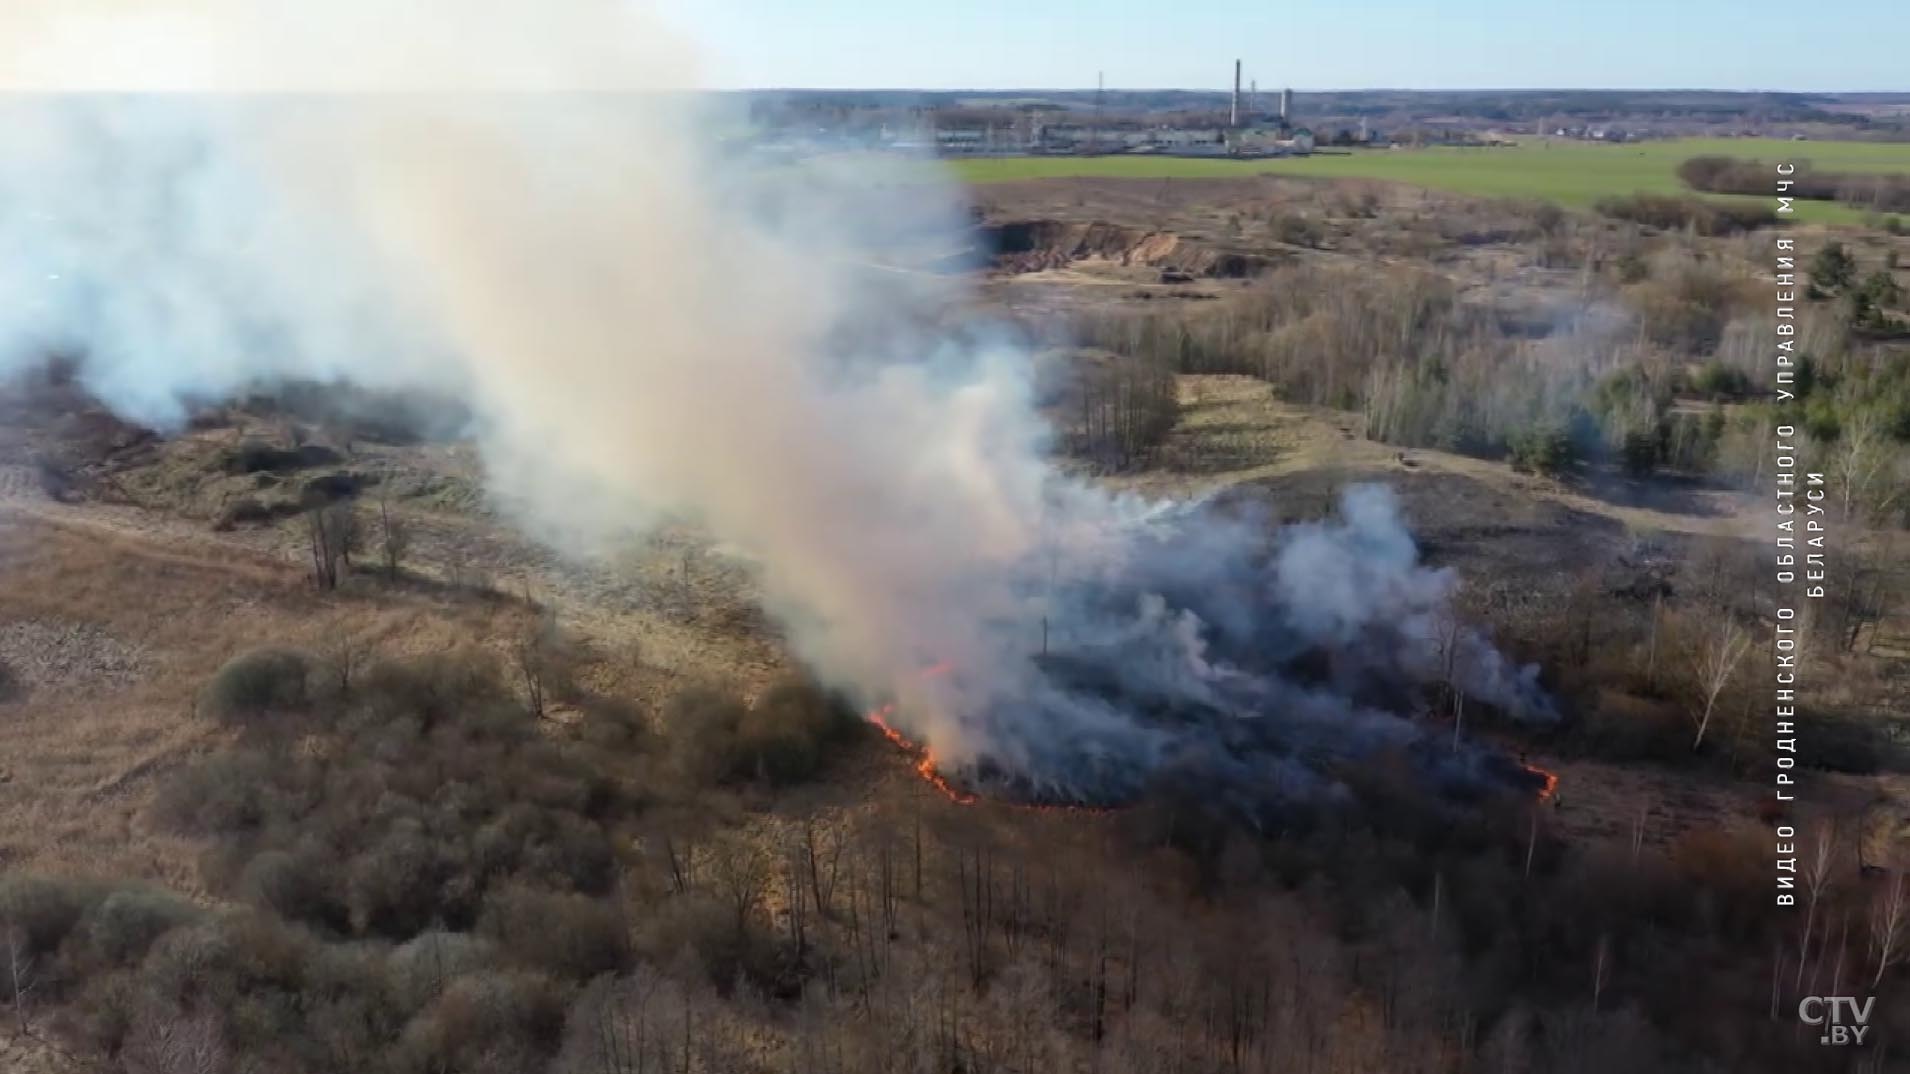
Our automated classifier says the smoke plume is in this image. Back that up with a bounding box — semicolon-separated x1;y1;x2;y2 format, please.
0;2;1551;806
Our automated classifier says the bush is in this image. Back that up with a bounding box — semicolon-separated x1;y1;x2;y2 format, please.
140;910;315;1014
1507;422;1579;476
0;873;106;959
1690;360;1750;399
1619;428;1662;476
81;888;202;967
222;440;341;475
240;847;348;932
346;818;464;938
155;749;286;833
388;931;500;1013
735;676;862;786
357;650;514;732
476;885;629;982
1594;193;1773;236
1629;259;1742;354
396;970;567;1074
200;647;315;723
1811;242;1855;293
663;686;750;783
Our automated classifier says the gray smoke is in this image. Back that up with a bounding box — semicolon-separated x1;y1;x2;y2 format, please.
0;3;1552;806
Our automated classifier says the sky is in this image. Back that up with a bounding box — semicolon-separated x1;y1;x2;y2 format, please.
657;0;1907;93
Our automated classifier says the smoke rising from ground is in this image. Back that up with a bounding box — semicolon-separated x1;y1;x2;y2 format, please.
0;3;1551;805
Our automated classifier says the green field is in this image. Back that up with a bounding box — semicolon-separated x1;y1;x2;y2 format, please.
947;138;1910;227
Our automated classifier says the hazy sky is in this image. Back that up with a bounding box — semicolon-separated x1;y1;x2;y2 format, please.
657;0;1906;93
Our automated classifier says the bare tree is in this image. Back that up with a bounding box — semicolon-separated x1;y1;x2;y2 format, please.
320;630;369;700
376;475;411;582
1591;933;1610;1013
306;500;360;591
1687;616;1750;751
512;614;580;720
1869;871;1908;988
709;834;771;940
1797;822;1839;993
1834;407;1906;525
122;1003;228;1074
5;920;35;1034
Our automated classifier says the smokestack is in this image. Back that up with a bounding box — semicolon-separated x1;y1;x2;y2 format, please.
1231;59;1241;128
1280;87;1292;123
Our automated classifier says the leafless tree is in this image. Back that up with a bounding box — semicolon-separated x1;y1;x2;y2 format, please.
376;476;411;582
1834;407;1906;525
319;630;369;701
1687;616;1750;750
1869;871;1907;988
1591;933;1610;1013
122;1004;228;1074
709;834;771;940
5;920;35;1034
512;614;580;720
1797;822;1839;992
306;500;360;591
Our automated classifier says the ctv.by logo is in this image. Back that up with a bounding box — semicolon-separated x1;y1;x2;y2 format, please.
1798;996;1874;1046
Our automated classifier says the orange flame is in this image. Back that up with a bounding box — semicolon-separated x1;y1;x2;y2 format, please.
1522;762;1559;801
866;701;977;805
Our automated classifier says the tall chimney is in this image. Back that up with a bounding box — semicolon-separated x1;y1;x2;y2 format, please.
1231;60;1241;128
1281;87;1293;123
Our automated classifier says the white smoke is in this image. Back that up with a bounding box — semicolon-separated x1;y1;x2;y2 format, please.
0;2;1551;804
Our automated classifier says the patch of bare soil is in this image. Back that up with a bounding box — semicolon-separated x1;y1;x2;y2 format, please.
982;219;1276;279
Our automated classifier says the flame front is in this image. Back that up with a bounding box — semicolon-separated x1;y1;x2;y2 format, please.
1522;762;1559;801
866;701;977;805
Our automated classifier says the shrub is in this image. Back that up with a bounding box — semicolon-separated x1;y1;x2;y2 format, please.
396;969;567;1074
476;885;629;983
575;697;651;753
1507;422;1579;476
1630;259;1741;354
1614;250;1649;284
155;749;285;833
0;873;106;959
81;887;202;967
346;819;462;938
357;650;514;732
200;647;315;723
140;911;315;1013
388;931;500;1014
1810;242;1855;293
471;803;618;895
1690;360;1750;398
1594;194;1773;236
240;847;348;932
1268;212;1325;248
735;676;862;786
222;439;341;475
663;686;749;783
1619;428;1662;476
